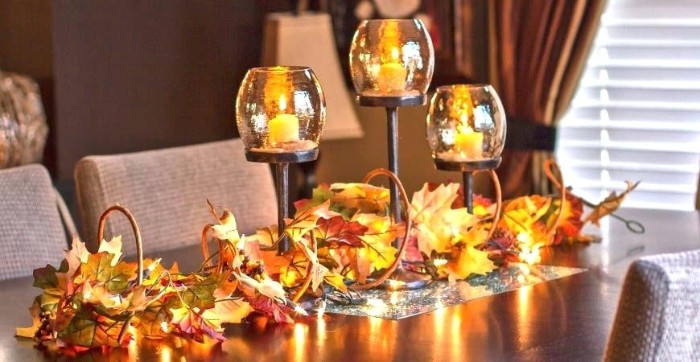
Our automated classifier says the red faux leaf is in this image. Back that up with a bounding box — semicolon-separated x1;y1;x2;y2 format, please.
248;295;294;324
316;216;367;248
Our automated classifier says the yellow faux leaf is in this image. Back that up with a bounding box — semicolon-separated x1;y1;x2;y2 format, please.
201;299;252;326
584;181;639;226
446;246;495;282
323;272;348;293
64;237;91;277
98;235;123;266
15;300;41;338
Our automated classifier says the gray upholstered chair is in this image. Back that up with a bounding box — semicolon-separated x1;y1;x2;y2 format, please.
0;164;76;280
74;139;277;256
605;249;700;361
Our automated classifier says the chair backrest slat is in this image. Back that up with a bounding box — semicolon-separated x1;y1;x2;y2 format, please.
0;164;69;280
605;249;700;361
74;139;278;257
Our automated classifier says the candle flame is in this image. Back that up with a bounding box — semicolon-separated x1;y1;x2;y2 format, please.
279;95;287;112
391;47;400;62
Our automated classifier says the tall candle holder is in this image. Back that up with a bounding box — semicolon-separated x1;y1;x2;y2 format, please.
427;84;506;213
349;19;434;289
236;66;326;254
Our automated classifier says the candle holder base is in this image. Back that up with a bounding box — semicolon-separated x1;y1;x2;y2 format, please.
357;95;426;107
245;148;319;163
433;157;501;172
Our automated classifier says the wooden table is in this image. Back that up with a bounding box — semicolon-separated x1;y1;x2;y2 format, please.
2;209;698;361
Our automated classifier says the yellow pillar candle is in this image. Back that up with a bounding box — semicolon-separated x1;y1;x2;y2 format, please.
454;127;483;159
377;62;407;93
268;113;300;144
376;46;406;93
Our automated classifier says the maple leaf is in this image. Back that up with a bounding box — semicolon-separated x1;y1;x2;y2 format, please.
59;309;128;348
80;253;137;293
410;183;479;255
64;238;90;277
315;216;367;248
323;271;348;293
247;295;294;324
179;273;226;310
170;306;223;342
294;183;333;214
329;182;391;215
98;236;123;266
201;298;252;327
248;226;278;247
33;262;70;314
445;245;495;282
141;258;179;287
15;299;41;338
553;193;585;244
133;296;181;338
584;181;639;226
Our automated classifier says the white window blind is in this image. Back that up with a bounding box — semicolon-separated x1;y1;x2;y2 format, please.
557;0;700;211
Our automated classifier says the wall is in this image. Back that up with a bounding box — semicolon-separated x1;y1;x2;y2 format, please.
52;1;287;179
316;104;492;197
0;0;55;172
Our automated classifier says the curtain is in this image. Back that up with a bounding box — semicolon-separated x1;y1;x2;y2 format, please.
485;0;606;198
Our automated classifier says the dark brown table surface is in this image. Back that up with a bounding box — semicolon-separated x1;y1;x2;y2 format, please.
2;209;698;361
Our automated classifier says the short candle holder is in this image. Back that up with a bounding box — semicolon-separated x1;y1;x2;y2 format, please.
427;84;507;215
246;149;319;254
236;66;326;255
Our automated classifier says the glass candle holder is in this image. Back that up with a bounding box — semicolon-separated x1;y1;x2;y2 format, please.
349;19;434;98
427;84;506;167
236;66;326;156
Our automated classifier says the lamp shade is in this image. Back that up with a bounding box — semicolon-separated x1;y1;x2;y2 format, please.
261;13;363;140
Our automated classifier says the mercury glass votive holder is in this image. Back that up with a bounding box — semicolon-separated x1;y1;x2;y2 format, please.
427;84;506;169
236;66;326;159
349;19;434;98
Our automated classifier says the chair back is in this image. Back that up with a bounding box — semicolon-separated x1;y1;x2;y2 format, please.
0;164;71;280
74;139;277;256
605;249;700;361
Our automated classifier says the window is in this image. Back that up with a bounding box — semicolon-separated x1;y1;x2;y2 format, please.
557;0;700;211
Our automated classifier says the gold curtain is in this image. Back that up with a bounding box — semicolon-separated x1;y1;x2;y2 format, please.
483;0;606;197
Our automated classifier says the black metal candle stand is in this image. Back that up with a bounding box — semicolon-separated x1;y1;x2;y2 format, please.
433;157;502;213
246;148;319;254
357;94;430;290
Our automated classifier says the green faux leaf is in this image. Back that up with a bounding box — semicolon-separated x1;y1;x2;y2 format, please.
60;310;125;348
39;288;64;313
32;264;59;290
180;274;226;310
134;296;180;338
80;253;137;293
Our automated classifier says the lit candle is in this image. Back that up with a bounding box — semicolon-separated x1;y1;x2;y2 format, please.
377;48;407;93
454;125;483;159
268;95;300;145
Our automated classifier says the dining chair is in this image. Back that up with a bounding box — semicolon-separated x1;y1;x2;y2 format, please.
0;164;77;280
74;139;278;256
604;249;700;361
